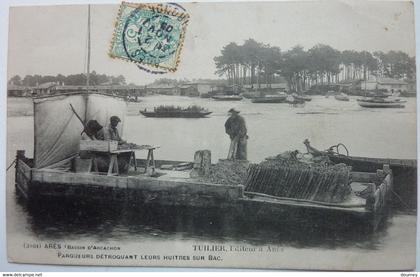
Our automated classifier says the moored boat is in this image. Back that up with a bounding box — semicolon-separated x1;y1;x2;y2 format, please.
251;94;287;103
285;95;305;105
325;90;335;98
200;93;211;98
292;93;312;102
242;92;256;99
212;95;243;101
140;105;212;118
335;93;350;101
357;97;406;108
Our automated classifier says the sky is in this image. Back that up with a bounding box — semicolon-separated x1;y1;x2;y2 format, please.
7;1;416;85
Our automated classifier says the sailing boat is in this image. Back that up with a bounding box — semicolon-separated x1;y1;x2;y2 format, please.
357;82;406;108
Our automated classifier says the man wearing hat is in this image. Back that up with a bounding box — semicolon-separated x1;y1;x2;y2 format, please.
108;115;126;144
224;108;248;160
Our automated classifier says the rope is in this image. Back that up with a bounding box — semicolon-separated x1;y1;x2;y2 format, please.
336;143;349;156
326;142;350;156
6;159;16;171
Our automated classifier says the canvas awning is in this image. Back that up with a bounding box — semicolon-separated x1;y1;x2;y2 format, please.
33;93;127;169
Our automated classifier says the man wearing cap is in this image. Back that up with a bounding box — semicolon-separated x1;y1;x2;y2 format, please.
224;108;248;160
108;115;126;144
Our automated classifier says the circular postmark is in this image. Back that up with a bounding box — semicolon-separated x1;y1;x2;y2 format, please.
122;7;182;67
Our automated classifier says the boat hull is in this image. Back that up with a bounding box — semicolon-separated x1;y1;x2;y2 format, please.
292;94;312;102
357;100;406;108
19;177;381;232
251;96;287;103
212;96;243;101
335;96;349;101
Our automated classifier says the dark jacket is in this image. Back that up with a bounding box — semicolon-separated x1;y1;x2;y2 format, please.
225;114;247;139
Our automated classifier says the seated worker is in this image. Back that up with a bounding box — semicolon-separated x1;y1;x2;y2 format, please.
107;115;126;144
80;120;106;160
107;115;131;173
80;118;131;174
82;120;107;140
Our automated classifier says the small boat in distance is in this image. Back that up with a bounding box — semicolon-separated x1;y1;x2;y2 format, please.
325;90;335;98
212;95;243;101
251;94;287;103
292;93;312;102
285;95;305;105
140;105;212;118
199;93;211;98
335;93;350;102
357;96;406;108
242;92;256;99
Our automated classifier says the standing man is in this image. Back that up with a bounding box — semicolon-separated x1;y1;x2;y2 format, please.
108;115;126;144
224;108;248;160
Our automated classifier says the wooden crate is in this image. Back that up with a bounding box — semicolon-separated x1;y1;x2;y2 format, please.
79;140;118;152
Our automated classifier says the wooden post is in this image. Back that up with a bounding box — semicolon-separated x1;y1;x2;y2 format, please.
190;150;211;178
382;164;393;202
365;183;376;212
145;148;156;176
107;154;119;176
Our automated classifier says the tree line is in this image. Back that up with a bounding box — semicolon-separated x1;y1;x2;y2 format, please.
147;78;225;87
8;71;127;87
214;39;416;92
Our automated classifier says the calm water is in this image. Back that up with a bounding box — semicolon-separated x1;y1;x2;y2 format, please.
6;95;417;270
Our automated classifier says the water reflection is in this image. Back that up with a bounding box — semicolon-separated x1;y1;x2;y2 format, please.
18;194;399;251
6;96;417;269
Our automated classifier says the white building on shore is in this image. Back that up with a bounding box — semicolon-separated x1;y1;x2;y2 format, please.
361;77;408;92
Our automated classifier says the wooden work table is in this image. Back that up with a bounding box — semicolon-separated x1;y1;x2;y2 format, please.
88;145;159;176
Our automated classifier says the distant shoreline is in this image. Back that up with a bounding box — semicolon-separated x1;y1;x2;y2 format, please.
7;97;33;117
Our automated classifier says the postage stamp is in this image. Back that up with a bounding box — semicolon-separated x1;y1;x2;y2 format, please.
109;2;189;72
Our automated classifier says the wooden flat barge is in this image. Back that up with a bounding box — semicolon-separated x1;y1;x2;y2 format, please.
15;150;395;232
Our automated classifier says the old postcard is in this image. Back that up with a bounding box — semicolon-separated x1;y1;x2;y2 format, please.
6;1;417;270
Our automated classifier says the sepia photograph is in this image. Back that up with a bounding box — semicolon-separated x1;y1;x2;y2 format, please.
5;0;417;270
